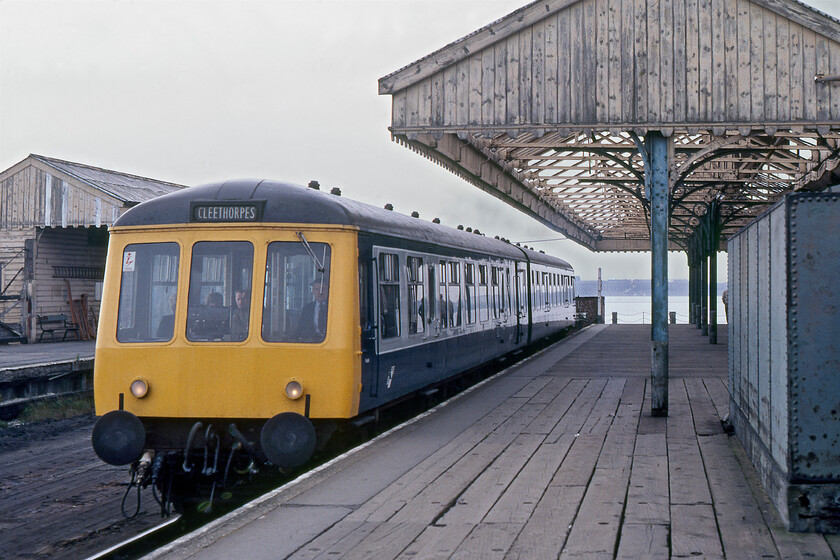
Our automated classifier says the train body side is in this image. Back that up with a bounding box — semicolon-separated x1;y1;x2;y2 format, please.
354;231;575;412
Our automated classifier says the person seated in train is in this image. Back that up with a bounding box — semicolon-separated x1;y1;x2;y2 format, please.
297;277;329;342
230;289;250;341
197;291;228;340
379;284;400;338
156;292;177;339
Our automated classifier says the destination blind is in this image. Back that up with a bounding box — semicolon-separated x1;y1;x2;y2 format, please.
190;201;265;222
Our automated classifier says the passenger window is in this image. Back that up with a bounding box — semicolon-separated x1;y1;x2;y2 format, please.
379;253;400;339
407;256;424;335
465;263;477;324
186;241;254;342
262;241;331;343
448;261;462;327
438;262;448;330
478;265;489;322
491;267;501;319
117;242;180;343
505;268;512;316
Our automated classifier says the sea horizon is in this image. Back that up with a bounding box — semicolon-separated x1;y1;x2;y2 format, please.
602;295;728;325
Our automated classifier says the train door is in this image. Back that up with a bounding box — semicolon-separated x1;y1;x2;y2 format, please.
427;263;439;337
515;263;528;344
360;256;379;398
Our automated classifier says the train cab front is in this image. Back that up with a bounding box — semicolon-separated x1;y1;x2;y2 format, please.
92;224;361;513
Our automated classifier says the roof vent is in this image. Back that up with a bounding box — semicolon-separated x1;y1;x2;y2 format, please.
474;229;481;235
457;225;464;230
384;203;394;211
466;227;473;232
330;187;341;196
308;180;320;190
411;211;420;218
494;235;500;240
432;218;441;224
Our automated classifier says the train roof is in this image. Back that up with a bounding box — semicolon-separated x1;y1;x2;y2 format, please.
114;179;573;271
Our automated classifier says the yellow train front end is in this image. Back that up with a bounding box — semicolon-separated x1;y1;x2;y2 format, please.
92;222;362;490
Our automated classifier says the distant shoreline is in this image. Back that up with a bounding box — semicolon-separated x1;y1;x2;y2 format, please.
577;278;727;297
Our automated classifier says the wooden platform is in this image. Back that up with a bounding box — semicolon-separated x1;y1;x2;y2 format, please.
149;325;840;560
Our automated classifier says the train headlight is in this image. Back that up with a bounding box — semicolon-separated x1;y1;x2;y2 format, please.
130;378;149;399
285;380;304;400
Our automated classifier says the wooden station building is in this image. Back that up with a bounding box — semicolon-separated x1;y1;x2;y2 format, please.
0;155;185;343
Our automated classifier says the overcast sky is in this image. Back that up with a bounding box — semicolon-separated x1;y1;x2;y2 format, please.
2;0;839;281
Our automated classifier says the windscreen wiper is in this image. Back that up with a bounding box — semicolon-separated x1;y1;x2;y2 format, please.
296;232;326;273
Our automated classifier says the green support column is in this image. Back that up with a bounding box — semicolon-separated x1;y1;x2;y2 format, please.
709;201;720;345
701;220;709;336
646;132;670;417
687;249;695;325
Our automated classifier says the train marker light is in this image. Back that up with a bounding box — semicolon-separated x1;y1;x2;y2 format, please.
130;378;149;398
285;380;304;400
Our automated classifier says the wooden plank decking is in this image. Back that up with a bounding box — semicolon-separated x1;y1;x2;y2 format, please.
151;325;840;560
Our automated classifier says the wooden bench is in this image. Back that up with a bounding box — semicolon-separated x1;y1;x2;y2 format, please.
37;314;80;342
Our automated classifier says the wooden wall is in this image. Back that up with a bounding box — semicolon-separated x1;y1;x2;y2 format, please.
34;227;106;323
1;164;123;229
390;0;840;132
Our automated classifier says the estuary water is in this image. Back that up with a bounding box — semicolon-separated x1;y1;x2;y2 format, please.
603;296;728;324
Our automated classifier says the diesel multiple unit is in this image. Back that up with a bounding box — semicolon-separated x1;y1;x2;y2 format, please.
91;180;576;511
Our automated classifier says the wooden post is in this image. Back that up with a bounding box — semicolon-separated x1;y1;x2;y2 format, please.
646;132;669;417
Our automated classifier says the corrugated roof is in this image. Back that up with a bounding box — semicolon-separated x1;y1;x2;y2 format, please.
30;154;185;204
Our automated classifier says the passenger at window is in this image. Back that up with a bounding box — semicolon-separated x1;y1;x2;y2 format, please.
230;289;250;340
298;277;329;341
206;292;223;307
380;284;400;338
156;292;177;339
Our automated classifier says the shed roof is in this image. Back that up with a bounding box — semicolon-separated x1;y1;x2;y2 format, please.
379;0;840;252
29;154;185;205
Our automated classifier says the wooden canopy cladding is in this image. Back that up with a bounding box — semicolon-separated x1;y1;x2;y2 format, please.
380;0;840;252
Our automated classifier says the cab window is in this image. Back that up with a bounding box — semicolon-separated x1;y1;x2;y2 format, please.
117;242;180;343
262;241;331;343
186;241;254;342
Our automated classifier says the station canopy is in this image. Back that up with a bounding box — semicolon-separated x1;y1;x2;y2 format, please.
379;0;840;252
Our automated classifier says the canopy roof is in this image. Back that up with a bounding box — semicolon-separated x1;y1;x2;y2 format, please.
380;0;840;251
